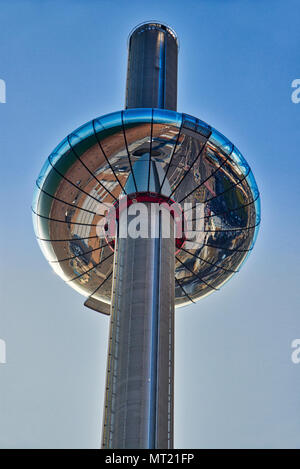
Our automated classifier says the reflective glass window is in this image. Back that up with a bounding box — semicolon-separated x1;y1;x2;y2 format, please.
209;129;233;156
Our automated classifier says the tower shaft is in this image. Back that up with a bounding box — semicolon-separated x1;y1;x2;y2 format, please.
125;22;178;111
102;206;175;448
102;23;178;449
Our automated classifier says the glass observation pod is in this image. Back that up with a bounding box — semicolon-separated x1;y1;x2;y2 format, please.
32;108;261;308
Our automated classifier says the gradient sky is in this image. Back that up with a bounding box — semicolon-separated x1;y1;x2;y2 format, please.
0;0;300;449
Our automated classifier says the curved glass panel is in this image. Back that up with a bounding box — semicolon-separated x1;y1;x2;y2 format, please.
98;110;123;130
37;238;58;264
245;170;260;201
32;183;41;214
36;157;53;189
182;113;211;138
153;108;182;127
151;113;182;195
93;112;130;194
171;138;230;204
36;166;63;200
49;137;71;167
230;146;250;176
251;222;260;249
68;121;96;155
123;108;153;126
209;129;233;156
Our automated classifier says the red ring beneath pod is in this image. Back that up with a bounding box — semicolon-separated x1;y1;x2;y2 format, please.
103;191;186;255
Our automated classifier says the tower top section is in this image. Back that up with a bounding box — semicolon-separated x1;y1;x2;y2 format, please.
127;22;179;48
125;21;178;111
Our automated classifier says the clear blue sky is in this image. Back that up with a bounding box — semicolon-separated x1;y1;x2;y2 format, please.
0;0;300;448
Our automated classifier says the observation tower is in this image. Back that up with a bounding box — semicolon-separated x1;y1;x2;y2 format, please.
32;22;260;449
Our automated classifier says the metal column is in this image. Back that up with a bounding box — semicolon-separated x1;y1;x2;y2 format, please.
125;22;178;111
102;22;177;449
102;205;175;449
